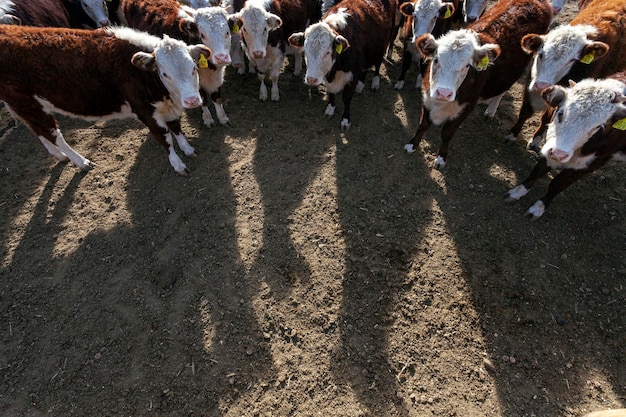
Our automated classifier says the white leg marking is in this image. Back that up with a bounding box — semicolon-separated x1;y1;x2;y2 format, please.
484;93;504;118
270;80;280;102
259;81;268;102
433;155;446;170
168;146;189;175
51;129;93;170
371;76;380;91
355;81;365;94
340;118;350;130
173;132;196;157
527;200;545;220
325;103;336;118
505;184;529;202
394;80;405;90
505;132;517;143
294;53;303;76
528;135;543;152
404;143;416;153
202;105;216;127
38;136;69;161
214;102;230;125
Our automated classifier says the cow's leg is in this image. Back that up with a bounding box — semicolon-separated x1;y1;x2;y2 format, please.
269;65;281;102
528;107;555;152
505;157;551;202
404;105;432;153
527;168;592;220
506;88;535;143
211;88;230;125
15;105;92;169
166;119;196;158
371;62;382;91
484;93;504;118
325;93;336;118
339;80;359;130
199;88;215;127
355;71;366;94
293;50;303;76
257;70;269;101
434;105;474;169
138;113;189;175
394;46;413;90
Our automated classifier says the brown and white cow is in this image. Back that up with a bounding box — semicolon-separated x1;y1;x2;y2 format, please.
0;0;112;28
505;74;626;219
394;0;462;90
0;25;210;175
234;0;321;101
403;0;552;169
119;0;239;127
506;0;626;151
288;0;397;129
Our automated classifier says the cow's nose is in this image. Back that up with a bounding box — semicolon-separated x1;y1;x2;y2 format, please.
434;88;454;101
306;76;320;86
547;148;569;162
533;81;551;92
466;16;477;23
215;53;231;65
99;19;110;27
252;50;264;59
184;96;201;109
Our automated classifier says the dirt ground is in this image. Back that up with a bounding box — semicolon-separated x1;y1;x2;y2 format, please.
1;4;624;416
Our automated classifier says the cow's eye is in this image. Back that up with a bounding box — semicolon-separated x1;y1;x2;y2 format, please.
538;51;544;60
556;110;564;123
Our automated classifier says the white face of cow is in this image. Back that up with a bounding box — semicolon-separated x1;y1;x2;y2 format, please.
133;36;207;109
542;78;626;164
527;25;600;92
193;7;233;66
237;0;282;60
419;30;499;101
408;0;455;42
463;0;488;23
80;0;110;27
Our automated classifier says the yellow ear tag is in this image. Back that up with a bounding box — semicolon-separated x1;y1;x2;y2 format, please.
444;6;452;18
477;55;489;70
612;117;626;130
580;50;595;64
232;23;239;34
335;43;343;54
198;54;209;68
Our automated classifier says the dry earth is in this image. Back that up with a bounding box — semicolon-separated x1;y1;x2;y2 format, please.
0;4;624;416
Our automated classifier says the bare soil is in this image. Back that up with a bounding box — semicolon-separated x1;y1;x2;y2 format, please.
0;5;624;416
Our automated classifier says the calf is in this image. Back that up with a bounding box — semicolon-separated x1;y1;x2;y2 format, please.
0;0;111;28
288;0;398;129
506;0;626;150
120;0;238;126
403;0;552;169
0;25;210;175
394;0;462;90
505;74;626;219
234;0;322;101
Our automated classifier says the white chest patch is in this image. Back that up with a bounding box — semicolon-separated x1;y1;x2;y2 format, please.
325;71;353;94
152;99;184;128
423;93;467;125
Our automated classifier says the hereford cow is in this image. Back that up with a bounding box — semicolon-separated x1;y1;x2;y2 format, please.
223;0;251;74
506;0;626;151
505;74;626;219
0;25;210;175
0;0;111;28
394;0;462;90
288;0;398;129
234;0;322;101
403;0;552;169
119;0;239;127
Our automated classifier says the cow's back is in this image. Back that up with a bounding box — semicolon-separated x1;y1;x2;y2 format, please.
120;0;195;43
465;0;552;99
8;0;71;27
0;26;165;116
269;0;322;42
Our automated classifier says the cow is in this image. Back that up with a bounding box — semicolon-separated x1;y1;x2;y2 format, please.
223;0;252;74
505;74;626;219
394;0;462;90
462;0;490;23
119;0;239;127
178;0;222;7
0;25;211;175
233;0;322;101
506;0;626;151
288;0;398;129
0;0;111;28
403;0;552;169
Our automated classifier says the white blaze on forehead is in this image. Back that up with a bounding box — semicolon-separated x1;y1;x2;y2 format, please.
302;22;336;82
543;78;626;161
531;24;598;88
80;0;110;26
154;36;201;107
324;8;349;30
194;7;232;61
429;29;479;95
412;0;447;40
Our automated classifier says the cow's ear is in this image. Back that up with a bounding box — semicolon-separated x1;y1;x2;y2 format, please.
180;20;199;39
189;44;212;65
131;51;157;72
579;41;609;64
416;34;437;59
288;32;305;48
473;43;500;70
541;85;567;107
568;79;577;88
266;13;282;29
228;15;242;34
438;3;455;19
521;33;543;54
399;2;415;16
333;35;350;54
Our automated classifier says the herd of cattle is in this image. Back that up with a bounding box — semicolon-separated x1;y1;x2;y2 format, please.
0;0;625;220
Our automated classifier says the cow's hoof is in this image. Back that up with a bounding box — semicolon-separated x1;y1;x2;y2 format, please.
403;144;415;153
433;156;446;170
